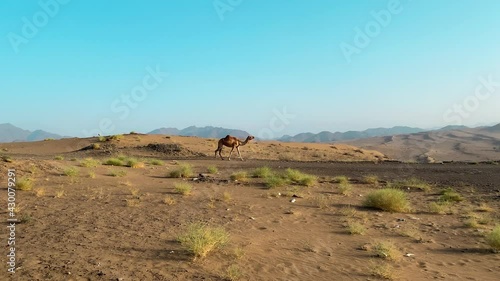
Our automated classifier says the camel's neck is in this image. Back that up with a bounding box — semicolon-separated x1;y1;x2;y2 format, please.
240;138;251;146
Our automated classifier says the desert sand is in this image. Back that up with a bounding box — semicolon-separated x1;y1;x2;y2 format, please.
1;134;499;280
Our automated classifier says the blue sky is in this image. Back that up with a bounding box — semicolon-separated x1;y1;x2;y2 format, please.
1;0;499;138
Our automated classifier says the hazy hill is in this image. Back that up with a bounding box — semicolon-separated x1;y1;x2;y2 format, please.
0;123;64;142
149;126;251;139
279;126;426;142
343;123;500;162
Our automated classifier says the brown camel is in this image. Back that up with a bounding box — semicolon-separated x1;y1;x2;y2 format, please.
215;135;254;161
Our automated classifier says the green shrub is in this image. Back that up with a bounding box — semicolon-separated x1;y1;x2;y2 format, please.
104;158;124;166
169;163;194;178
174;182;192;195
125;158;145;168
284;168;317;186
207;165;218;174
362;175;379;185
64;167;79;177
388;177;432;192
439;188;464;203
265;175;287;189
230;171;248;182
252;166;273;178
150;159;164;166
16;177;34;191
333;175;349;184
363;188;411;213
338;182;352;196
80;158;100;168
177;223;229;259
486;225;500;251
108;170;127;177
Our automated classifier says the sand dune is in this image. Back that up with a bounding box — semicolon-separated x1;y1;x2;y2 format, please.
343;126;500;162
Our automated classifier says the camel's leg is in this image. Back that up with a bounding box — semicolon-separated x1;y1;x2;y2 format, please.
217;147;224;160
236;147;244;161
228;147;234;161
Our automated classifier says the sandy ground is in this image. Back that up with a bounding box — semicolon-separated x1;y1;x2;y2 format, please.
0;135;499;280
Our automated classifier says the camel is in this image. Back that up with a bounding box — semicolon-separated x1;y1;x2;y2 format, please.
215;135;254;161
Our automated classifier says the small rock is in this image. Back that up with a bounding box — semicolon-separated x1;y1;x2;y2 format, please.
290;199;296;203
250;217;256;220
405;253;415;257
397;218;406;222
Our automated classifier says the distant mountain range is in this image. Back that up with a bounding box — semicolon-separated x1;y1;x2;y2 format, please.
277;126;428;143
0;123;64;142
149;126;251;139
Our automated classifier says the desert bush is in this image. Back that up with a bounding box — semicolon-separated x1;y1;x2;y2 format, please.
177;222;229;259
387;177;432;192
150;159;164;166
225;264;243;281
91;143;101;150
363;189;411;213
333;175;349;184
125;158;145;168
108;170;127;177
54;155;64;160
80;158;100;168
207;165;218;174
338;182;352;196
98;136;107;142
174;182;192;196
476;203;494;213
347;221;366;235
284;168;317;186
428;202;451;214
439;188;464;203
169;163;194;178
109;134;124;141
252;166;273;178
362;174;379;185
265;175;287;189
64;167;79;177
104;158;124;166
17;177;34;191
370;261;395;280
485;225;500;251
230;171;248;182
372;241;401;261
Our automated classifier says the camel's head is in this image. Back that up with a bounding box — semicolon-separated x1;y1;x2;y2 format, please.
247;136;255;141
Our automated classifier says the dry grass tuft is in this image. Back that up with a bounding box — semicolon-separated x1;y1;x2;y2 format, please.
363;189;411;213
177;223;229;259
174;182;192;196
